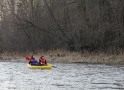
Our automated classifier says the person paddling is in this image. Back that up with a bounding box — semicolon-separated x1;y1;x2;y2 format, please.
29;55;38;65
39;56;47;65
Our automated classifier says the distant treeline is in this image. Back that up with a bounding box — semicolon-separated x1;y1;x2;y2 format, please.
0;0;124;54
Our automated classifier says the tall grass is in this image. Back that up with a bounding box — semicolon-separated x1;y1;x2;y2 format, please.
0;49;124;65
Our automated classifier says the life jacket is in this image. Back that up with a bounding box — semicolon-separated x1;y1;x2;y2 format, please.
31;60;38;65
39;58;46;64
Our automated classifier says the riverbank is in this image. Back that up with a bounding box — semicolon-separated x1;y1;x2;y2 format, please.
0;50;124;65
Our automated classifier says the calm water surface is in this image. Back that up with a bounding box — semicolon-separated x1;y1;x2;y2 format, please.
0;62;124;90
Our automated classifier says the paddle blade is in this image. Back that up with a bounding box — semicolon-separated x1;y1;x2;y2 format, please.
26;56;30;61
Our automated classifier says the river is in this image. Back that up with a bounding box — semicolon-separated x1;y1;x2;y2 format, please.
0;61;124;90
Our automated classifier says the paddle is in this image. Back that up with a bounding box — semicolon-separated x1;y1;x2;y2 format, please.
26;56;30;61
52;65;57;68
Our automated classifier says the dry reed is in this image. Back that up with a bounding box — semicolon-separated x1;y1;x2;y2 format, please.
0;49;124;65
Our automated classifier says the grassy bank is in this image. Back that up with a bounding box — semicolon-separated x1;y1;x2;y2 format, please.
0;49;124;65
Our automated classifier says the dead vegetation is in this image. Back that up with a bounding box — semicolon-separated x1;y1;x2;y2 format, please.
0;49;124;65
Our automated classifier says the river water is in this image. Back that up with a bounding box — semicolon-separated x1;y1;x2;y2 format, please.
0;62;124;90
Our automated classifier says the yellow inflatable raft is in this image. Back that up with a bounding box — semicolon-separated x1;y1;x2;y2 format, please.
27;64;52;70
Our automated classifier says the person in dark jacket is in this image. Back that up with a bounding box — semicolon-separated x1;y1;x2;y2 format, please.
29;55;38;65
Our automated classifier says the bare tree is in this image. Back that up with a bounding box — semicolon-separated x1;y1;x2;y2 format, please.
0;0;123;54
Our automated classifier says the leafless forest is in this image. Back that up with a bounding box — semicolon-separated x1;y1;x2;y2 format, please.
0;0;124;54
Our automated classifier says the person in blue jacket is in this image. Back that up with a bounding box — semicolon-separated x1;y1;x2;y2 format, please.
29;55;38;65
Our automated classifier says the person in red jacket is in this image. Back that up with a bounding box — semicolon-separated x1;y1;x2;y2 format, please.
39;56;47;65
